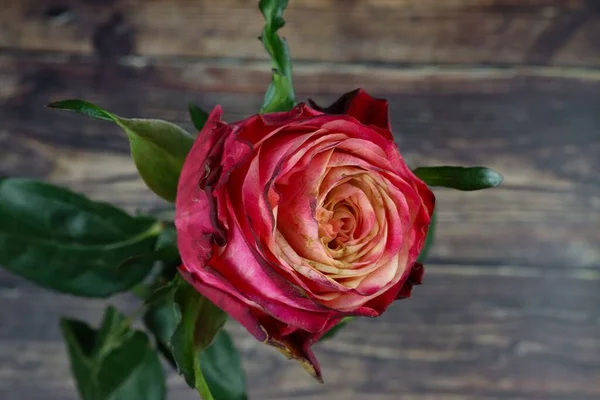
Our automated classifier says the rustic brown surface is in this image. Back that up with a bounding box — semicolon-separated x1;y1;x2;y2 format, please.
2;0;600;66
1;0;600;399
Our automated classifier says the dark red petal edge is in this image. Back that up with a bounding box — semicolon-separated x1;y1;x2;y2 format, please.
396;262;425;300
308;88;391;132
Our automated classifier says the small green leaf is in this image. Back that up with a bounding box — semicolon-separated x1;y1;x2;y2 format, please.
171;276;228;391
96;332;165;400
60;320;97;400
413;166;503;191
48;99;195;202
417;210;436;263
259;0;296;113
143;275;247;399
0;179;161;297
61;307;166;400
47;99;114;121
144;293;247;400
144;299;179;368
320;317;354;341
189;103;209;131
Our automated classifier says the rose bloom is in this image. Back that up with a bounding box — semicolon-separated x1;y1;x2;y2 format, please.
175;89;434;380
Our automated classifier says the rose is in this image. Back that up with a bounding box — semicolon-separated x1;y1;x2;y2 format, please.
175;89;435;380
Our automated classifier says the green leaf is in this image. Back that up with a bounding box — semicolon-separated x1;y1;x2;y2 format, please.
143;276;246;399
60;320;97;400
200;330;248;400
413;166;503;191
96;332;165;400
0;179;161;297
189;103;209;131
144;298;179;368
417;210;436;264
320;317;354;341
61;307;166;400
48;100;195;202
47;99;114;121
171;276;228;393
259;0;296;113
144;296;247;400
155;223;178;254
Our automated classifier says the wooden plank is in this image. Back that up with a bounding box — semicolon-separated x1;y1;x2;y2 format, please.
0;268;598;399
1;0;599;67
1;54;599;269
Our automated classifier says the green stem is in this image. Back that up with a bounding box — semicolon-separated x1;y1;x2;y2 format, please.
194;362;214;400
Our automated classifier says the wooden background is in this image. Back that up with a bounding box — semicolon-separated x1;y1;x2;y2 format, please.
1;0;600;399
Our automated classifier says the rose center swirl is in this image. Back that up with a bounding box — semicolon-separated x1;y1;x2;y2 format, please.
317;178;379;261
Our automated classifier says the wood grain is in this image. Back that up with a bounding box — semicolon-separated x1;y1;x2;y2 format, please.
0;267;599;400
1;0;600;399
2;0;600;66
